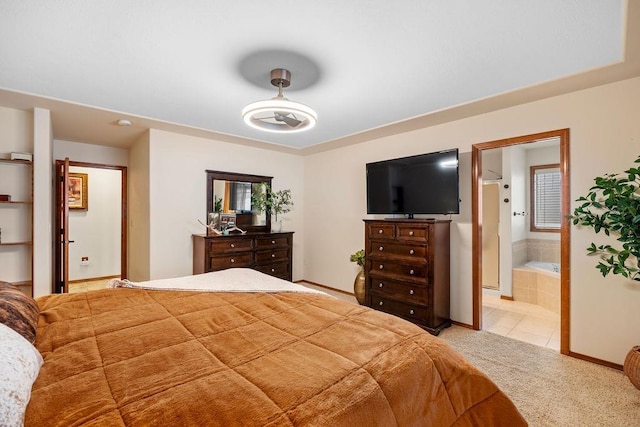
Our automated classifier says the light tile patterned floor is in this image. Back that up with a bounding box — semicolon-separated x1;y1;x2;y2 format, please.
483;293;560;350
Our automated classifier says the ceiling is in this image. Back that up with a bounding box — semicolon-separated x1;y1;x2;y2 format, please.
0;1;638;154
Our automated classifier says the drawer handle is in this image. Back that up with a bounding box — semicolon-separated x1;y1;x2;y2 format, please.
271;253;276;258
409;289;414;295
409;231;414;236
271;268;275;272
230;243;235;248
409;269;415;275
379;246;384;251
230;258;235;263
378;283;384;288
379;264;384;270
378;229;383;234
271;240;276;244
409;249;415;255
379;301;384;306
409;309;415;315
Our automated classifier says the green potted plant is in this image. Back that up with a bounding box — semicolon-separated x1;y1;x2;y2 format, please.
569;155;640;281
350;249;366;305
251;184;293;232
569;154;640;389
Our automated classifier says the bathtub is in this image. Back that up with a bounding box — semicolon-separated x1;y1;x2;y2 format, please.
525;261;560;276
512;261;561;313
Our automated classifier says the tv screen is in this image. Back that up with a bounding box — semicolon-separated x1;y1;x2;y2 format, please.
366;149;459;216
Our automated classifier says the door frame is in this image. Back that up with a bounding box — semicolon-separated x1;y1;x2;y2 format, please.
471;128;570;355
54;160;127;293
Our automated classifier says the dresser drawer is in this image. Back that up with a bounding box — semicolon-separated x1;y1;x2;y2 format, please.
368;241;426;259
368;278;428;304
370;295;429;321
210;253;252;269
255;236;289;249
367;223;395;240
396;224;429;242
255;248;289;264
255;262;289;278
209;238;253;253
367;260;427;280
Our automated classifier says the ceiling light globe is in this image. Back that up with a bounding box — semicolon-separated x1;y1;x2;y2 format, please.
242;98;317;133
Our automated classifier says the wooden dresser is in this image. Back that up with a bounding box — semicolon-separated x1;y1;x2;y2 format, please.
363;219;451;335
193;232;293;281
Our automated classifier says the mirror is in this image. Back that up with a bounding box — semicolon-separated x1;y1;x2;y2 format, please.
206;170;273;233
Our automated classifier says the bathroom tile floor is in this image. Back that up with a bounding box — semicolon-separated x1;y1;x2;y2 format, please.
482;293;560;351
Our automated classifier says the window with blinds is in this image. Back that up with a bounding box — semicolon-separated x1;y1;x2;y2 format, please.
530;164;561;232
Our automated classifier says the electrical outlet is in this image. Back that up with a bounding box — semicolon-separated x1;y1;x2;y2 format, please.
81;257;90;266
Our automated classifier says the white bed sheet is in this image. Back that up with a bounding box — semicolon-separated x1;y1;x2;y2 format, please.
108;268;328;295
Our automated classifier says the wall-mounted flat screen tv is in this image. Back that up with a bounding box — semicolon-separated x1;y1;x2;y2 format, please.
366;148;459;217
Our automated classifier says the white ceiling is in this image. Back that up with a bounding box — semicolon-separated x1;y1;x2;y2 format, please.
0;1;637;153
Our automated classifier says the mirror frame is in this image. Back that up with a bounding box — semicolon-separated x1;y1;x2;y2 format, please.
206;170;273;233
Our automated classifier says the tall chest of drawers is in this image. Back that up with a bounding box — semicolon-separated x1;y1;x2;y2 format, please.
364;219;451;335
193;232;293;281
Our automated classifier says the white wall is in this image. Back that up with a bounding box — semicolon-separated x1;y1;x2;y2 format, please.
128;131;150;281
32;108;52;297
303;76;640;364
145;129;305;281
54;139;129;166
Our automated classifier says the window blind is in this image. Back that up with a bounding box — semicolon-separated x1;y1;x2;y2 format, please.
533;167;561;229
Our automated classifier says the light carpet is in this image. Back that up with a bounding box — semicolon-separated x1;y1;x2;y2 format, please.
439;326;639;426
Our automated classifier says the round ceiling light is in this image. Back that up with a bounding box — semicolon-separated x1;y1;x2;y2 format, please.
242;68;317;133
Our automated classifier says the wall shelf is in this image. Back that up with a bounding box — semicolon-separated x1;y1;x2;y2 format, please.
0;241;32;246
0;158;32;165
0;200;32;205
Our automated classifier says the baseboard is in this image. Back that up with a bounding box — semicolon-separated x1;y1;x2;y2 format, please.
451;320;474;329
500;295;514;301
569;351;623;371
296;279;355;297
68;274;120;284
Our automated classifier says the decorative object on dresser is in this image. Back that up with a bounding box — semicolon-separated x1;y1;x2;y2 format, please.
193;232;293;281
252;184;293;233
349;249;366;305
363;219;451;335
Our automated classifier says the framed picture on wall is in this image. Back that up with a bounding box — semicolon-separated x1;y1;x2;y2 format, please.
68;173;88;210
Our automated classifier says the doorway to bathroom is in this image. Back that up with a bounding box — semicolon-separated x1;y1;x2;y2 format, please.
472;129;570;355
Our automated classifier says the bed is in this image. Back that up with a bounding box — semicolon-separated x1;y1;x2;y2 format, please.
1;269;526;426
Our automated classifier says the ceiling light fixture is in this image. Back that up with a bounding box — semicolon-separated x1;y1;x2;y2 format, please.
117;119;132;126
242;68;317;133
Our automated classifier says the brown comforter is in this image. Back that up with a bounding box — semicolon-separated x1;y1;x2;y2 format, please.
26;288;526;426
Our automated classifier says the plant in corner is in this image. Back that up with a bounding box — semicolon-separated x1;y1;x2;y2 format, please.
251;184;293;231
569;155;640;281
569;154;640;390
350;249;366;305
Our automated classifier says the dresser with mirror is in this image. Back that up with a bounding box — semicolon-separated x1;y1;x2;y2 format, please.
193;170;293;281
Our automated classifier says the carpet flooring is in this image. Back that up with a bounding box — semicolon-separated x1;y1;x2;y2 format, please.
439;326;640;426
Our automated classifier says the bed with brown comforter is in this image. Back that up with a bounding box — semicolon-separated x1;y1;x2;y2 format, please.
25;273;526;426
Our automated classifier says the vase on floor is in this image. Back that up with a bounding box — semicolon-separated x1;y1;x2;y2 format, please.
353;269;366;305
623;345;640;390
